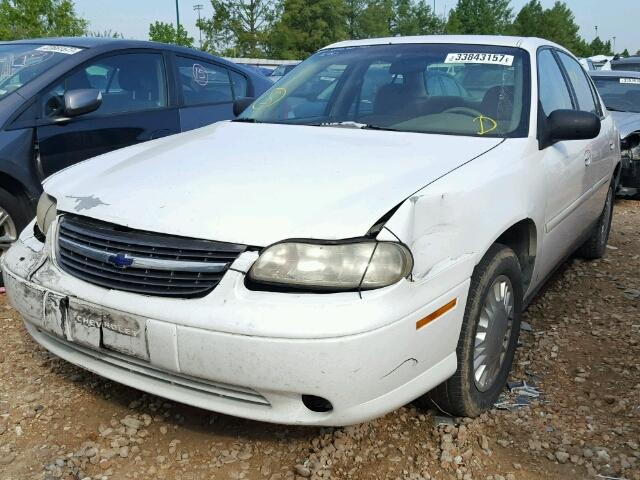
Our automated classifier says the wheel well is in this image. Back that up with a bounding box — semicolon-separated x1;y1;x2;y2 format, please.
495;219;537;291
0;172;36;208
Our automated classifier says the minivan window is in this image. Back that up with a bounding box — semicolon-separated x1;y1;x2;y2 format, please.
41;53;167;117
0;44;83;100
537;49;573;116
557;51;598;115
241;44;530;138
176;56;233;106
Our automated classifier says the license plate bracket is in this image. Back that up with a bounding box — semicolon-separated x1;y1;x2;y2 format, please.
40;294;148;360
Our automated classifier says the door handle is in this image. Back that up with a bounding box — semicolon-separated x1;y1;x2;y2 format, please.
609;141;616;151
584;150;592;166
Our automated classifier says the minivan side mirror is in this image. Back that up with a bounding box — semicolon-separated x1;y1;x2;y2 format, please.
233;97;255;117
542;109;601;148
63;89;102;117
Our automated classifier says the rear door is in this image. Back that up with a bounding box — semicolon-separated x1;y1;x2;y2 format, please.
174;55;249;131
36;50;179;177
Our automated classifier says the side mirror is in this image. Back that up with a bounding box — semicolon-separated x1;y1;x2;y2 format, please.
546;109;601;145
233;97;255;117
63;89;102;117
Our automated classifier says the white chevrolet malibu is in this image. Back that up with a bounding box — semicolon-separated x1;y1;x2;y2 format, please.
2;36;619;426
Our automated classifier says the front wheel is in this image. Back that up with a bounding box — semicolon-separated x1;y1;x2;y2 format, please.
577;184;614;260
427;244;523;417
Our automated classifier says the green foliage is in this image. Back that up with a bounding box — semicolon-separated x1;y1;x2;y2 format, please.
589;36;613;56
358;0;443;38
446;0;512;35
0;0;87;40
621;49;630;58
269;0;347;59
148;21;194;48
89;29;123;39
509;1;591;56
198;0;275;57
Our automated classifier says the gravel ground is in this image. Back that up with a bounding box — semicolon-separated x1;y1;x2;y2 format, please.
0;200;638;480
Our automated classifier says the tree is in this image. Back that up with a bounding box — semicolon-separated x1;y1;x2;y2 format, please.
89;29;123;39
344;0;366;38
446;0;512;35
621;48;630;58
269;0;347;59
358;0;443;38
510;0;545;38
198;0;276;57
542;2;589;56
589;36;613;56
148;21;194;48
0;0;87;40
510;1;590;57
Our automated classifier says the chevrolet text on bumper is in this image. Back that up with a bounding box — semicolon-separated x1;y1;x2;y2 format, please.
3;35;619;426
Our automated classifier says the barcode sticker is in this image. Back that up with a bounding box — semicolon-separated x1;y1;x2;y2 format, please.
445;53;514;66
620;78;640;85
35;45;82;55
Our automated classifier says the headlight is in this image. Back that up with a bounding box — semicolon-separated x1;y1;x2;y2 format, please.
248;241;413;291
36;193;57;236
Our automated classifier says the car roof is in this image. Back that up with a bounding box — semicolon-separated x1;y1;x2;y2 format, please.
589;70;640;79
1;37;204;55
0;37;262;78
323;35;568;55
611;56;640;64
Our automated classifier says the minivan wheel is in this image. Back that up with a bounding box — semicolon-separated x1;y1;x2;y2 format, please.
577;184;614;260
427;244;523;417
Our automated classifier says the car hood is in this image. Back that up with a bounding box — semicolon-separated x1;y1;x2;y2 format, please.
45;122;502;246
611;110;640;138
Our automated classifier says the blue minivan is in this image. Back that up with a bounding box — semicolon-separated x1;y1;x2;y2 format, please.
0;37;270;253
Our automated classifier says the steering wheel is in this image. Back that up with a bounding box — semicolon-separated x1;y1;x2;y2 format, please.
441;106;484;118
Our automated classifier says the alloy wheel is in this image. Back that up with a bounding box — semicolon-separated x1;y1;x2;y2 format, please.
0;207;18;253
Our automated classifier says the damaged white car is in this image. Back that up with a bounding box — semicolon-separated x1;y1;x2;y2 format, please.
2;36;620;426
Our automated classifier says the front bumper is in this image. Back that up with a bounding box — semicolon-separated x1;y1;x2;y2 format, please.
2;223;471;426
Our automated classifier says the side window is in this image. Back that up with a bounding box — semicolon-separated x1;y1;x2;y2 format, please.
229;70;248;98
175;56;233;106
41;53;167;118
557;52;598;115
537;49;573;116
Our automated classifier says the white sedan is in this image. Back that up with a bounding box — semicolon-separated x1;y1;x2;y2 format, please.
2;35;619;426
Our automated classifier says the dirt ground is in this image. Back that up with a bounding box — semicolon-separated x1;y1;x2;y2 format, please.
0;200;638;480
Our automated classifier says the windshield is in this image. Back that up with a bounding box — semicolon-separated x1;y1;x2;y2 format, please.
241;44;530;137
592;76;640;113
0;44;82;100
611;62;640;73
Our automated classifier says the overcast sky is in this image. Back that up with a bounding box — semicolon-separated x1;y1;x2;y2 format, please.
74;0;638;55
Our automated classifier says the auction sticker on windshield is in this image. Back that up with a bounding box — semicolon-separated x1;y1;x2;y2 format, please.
35;45;82;55
444;53;514;66
620;78;640;85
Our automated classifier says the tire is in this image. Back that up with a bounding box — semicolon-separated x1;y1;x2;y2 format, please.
577;184;614;260
0;186;33;280
427;244;523;417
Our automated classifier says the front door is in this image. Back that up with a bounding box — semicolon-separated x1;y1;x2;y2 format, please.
36;51;180;178
536;48;592;281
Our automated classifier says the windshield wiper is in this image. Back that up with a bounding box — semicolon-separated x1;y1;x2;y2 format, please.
316;121;400;132
605;107;628;112
232;117;260;123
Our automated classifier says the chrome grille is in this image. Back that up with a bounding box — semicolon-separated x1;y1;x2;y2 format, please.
56;216;246;298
